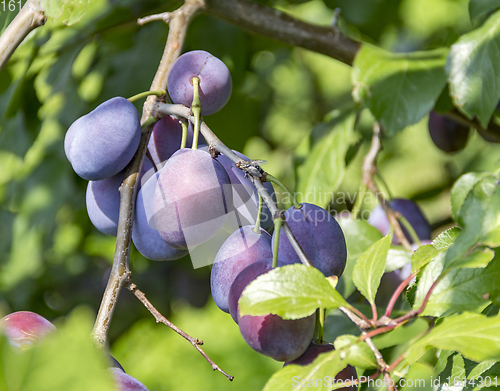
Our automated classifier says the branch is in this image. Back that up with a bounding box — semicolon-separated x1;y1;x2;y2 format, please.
202;0;360;66
0;2;46;72
362;123;412;250
92;0;204;347
125;279;234;381
155;101;313;268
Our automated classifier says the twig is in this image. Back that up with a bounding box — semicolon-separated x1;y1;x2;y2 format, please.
362;123;412;250
384;272;417;318
125;279;234;381
155;101;313;267
138;12;174;26
92;0;204;347
202;0;359;66
141;0;205;123
361;276;442;340
0;1;46;72
339;306;395;391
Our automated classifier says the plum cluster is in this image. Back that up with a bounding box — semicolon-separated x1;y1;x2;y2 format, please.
64;50;355;376
210;202;348;362
0;311;147;390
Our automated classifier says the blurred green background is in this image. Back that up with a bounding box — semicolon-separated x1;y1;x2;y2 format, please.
1;0;500;389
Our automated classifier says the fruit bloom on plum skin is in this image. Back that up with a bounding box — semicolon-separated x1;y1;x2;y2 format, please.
273;203;347;278
153;148;233;249
228;258;316;362
64;97;141;181
167;50;232;116
211;225;272;313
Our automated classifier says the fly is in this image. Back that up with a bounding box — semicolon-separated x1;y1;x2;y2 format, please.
236;159;268;178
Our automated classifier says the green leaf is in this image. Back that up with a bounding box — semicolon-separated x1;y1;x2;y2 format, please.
337;218;383;298
469;0;500;24
450;354;466;391
432;227;462;250
407;312;500;364
372;318;429;350
262;349;350;391
352;234;392;304
450;172;486;223
334;335;377;369
239;264;348;320
338;218;383;261
414;252;500;316
444;176;500;271
352;45;448;135
411;244;440;273
296;112;356;208
447;9;500;127
467;360;497;380
401;363;434;391
447;247;495;270
386;247;411;272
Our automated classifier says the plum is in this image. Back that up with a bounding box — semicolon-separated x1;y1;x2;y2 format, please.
273;203;347;277
153;149;233;249
284;341;358;390
132;168;188;261
211;225;272;313
228;259;315;362
167;51;232;115
86;171;124;236
65;97;141;180
148;116;205;169
200;147;275;230
111;368;149;391
368;198;431;244
0;311;56;349
428;111;469;153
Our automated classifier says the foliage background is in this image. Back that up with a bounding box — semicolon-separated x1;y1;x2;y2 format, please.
0;0;499;390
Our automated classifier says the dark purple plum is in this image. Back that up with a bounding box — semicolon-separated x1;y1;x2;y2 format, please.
167;51;232;115
284;342;358;390
211;225;272;313
148;116;205;169
368;198;431;244
65;97;141;180
132;168;188;261
86;171;124;236
273;203;347;278
0;311;56;348
111;368;149;391
228;258;315;361
153;149;233;249
200;147;275;229
428;111;469;153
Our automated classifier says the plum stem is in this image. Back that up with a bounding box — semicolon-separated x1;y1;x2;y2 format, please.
265;174;301;209
128;90;166;103
318;308;325;343
253;193;263;234
351;183;366;220
397;215;421;246
191;76;202;150
272;217;283;268
180;118;188;149
125;278;234;381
